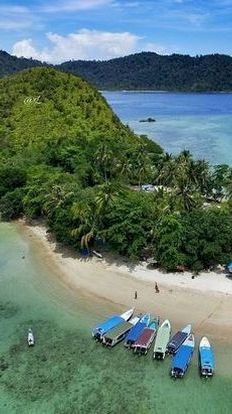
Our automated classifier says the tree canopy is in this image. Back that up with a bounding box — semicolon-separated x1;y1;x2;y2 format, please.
1;50;232;92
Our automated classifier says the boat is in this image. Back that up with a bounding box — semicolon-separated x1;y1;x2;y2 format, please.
124;313;151;348
27;328;35;346
92;250;103;259
167;324;191;354
153;319;171;360
170;334;195;378
92;308;134;341
102;315;139;347
132;317;160;355
199;337;215;377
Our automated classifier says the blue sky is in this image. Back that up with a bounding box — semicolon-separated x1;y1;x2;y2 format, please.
0;0;232;62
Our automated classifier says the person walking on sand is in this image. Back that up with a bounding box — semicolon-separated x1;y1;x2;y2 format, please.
134;290;138;300
155;282;160;293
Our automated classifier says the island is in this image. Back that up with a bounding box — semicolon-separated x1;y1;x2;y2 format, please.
139;117;156;123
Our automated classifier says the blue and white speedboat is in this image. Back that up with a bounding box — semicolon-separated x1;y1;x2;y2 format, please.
92;308;134;341
170;334;195;378
199;337;215;377
124;313;151;348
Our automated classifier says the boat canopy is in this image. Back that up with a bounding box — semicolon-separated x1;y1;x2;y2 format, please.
200;347;215;369
104;320;133;340
125;321;147;343
168;331;187;352
172;345;193;371
93;315;123;334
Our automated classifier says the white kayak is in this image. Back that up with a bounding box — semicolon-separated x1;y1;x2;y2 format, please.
27;328;35;346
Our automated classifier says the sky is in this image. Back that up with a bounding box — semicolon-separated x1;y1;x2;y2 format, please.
0;0;232;63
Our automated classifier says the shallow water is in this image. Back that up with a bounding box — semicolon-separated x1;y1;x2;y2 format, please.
102;91;232;165
0;222;231;413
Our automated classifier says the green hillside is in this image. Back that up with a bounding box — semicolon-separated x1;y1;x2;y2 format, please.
1;67;159;156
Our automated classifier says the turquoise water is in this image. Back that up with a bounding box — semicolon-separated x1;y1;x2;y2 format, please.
102;92;232;165
0;222;232;413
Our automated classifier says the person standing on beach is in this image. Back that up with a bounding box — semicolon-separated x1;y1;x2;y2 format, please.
134;290;138;299
155;282;160;293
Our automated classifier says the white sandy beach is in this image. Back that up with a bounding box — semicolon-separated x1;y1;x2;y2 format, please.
19;221;232;343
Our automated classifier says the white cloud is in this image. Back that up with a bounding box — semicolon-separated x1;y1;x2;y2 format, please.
12;29;144;63
41;0;114;13
12;39;50;62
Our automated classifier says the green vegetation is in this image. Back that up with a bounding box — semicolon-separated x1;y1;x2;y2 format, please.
1;67;232;272
0;50;45;77
1;50;232;91
59;52;232;91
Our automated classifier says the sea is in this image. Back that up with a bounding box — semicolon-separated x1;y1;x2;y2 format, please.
0;222;232;413
102;91;232;166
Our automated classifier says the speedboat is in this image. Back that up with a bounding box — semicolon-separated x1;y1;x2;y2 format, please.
27;328;35;346
199;337;215;377
124;313;151;348
153;319;171;360
102;314;140;347
92;308;134;341
132;317;160;355
170;334;195;378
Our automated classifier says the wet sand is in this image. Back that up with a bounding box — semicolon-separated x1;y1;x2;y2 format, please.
20;221;232;344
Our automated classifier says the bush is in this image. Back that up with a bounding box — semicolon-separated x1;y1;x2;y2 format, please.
0;188;24;220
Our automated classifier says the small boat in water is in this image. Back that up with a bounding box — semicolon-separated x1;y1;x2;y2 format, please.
170;334;195;378
27;328;35;346
167;324;191;355
153;319;171;360
132;317;160;355
124;313;151;348
171;334;195;378
199;337;215;378
92;308;134;341
102;315;139;347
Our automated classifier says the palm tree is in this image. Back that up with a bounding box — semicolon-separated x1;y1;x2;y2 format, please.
95;181;123;215
71;201;95;250
43;184;74;218
95;141;114;182
134;144;152;188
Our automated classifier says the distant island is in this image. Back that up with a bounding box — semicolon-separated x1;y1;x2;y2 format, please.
0;50;232;92
139;117;156;123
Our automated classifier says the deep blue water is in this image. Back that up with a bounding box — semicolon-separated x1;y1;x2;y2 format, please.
102;91;232;165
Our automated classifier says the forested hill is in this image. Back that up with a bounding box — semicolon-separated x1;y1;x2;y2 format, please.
0;67;161;156
1;50;232;91
59;52;232;91
0;50;45;77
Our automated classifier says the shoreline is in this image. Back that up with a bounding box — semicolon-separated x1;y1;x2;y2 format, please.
18;220;232;343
